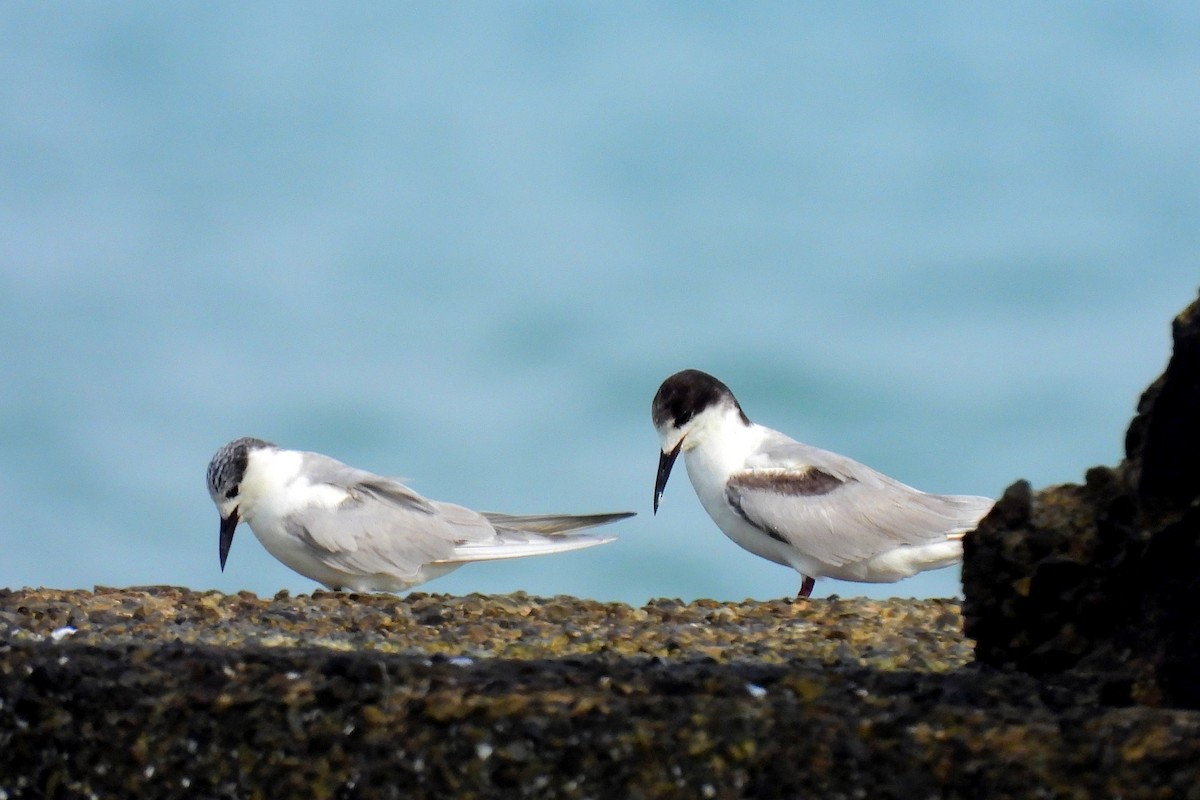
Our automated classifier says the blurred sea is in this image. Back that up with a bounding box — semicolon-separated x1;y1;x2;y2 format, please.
1;3;1197;604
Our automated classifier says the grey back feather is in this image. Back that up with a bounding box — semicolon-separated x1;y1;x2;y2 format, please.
282;451;630;579
481;511;635;535
282;454;493;580
727;430;993;567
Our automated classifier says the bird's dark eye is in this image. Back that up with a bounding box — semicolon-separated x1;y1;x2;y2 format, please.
225;487;239;499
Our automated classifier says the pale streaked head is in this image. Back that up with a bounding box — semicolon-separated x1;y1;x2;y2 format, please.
650;369;749;513
206;436;276;571
202;437;632;592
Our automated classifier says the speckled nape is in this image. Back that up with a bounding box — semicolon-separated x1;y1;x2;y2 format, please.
206;437;275;498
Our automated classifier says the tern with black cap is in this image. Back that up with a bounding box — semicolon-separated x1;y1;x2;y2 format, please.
651;369;993;598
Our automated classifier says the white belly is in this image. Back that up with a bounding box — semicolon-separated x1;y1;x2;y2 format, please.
243;504;460;592
683;446;803;571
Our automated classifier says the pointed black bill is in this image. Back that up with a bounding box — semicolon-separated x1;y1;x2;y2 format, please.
654;441;683;514
219;508;239;571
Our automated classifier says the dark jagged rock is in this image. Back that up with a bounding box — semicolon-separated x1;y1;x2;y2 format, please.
1129;295;1200;512
964;290;1200;707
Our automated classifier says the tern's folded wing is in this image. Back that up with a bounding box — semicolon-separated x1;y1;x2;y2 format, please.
726;458;992;568
282;476;496;581
480;510;634;534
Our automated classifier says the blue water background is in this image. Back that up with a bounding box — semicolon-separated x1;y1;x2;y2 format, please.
1;3;1197;603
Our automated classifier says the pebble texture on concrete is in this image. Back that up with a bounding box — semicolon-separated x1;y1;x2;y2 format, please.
3;587;1199;799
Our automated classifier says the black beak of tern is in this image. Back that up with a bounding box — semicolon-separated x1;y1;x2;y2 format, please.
654;441;683;515
219;508;240;571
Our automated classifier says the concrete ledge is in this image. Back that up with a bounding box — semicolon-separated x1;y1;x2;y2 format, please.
2;587;1198;798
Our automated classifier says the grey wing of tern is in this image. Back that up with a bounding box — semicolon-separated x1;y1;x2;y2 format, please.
281;451;629;582
726;432;994;569
478;511;635;535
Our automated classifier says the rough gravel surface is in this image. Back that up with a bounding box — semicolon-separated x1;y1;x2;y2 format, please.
2;586;1198;799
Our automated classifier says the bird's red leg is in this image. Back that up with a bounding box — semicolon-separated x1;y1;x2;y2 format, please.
797;575;815;599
